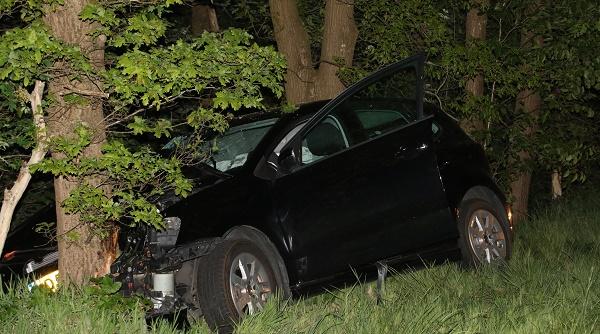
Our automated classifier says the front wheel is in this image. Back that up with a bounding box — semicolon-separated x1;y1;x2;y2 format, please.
197;239;282;333
457;188;512;267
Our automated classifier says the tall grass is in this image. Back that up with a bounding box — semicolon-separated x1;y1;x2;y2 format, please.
0;279;188;333
1;188;598;333
237;188;600;333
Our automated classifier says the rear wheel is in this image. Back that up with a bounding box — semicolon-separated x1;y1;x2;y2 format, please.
457;188;512;267
197;239;282;333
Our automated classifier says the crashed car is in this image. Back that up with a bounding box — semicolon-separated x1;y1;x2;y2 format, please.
2;54;513;332
111;54;513;331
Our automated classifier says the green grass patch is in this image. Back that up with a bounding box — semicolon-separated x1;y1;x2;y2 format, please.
1;188;599;333
0;276;190;333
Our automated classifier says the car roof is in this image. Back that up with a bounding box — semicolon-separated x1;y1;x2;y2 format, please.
228;100;330;127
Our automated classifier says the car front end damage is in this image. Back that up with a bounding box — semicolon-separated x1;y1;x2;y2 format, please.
110;216;219;316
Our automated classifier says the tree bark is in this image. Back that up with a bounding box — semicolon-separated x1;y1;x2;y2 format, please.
0;81;47;256
43;0;116;285
551;170;562;199
191;4;219;36
509;88;541;223
461;0;487;134
313;0;358;100
269;0;316;104
269;0;357;104
509;31;543;224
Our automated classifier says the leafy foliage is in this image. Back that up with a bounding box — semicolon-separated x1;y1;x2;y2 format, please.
106;29;284;112
32;126;192;230
221;0;599;194
0;0;286;236
347;0;600;191
0;110;34;175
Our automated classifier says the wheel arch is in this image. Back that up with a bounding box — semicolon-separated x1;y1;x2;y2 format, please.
458;183;514;237
441;164;507;213
223;225;292;297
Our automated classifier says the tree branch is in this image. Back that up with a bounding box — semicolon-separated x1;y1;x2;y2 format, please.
60;85;109;99
0;80;48;256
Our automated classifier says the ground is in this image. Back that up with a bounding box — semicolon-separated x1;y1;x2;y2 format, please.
1;185;599;333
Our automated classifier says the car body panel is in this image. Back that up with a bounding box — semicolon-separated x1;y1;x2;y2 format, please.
428;107;507;210
263;54;455;281
271;116;456;281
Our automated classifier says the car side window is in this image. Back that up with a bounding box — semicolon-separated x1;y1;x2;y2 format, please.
432;121;440;136
296;64;418;166
348;65;418;138
300;114;353;164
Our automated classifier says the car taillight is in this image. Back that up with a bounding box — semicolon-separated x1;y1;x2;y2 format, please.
2;250;16;261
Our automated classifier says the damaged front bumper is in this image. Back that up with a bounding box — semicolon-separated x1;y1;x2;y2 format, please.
110;221;220;316
19;217;219;318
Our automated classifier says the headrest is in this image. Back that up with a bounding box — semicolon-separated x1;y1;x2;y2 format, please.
305;122;346;157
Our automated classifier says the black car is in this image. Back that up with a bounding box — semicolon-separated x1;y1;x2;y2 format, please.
2;54;513;332
112;54;513;331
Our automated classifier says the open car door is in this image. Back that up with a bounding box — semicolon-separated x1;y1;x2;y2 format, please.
270;54;456;282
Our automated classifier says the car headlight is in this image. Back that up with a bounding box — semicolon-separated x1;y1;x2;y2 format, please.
154;217;181;248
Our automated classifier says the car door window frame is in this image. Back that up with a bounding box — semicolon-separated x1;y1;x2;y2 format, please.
273;54;425;176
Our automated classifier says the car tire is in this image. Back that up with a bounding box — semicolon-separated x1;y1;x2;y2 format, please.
197;239;282;333
457;187;512;268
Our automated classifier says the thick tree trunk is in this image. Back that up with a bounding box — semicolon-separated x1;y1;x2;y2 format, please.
191;4;219;35
269;0;316;104
313;0;358;101
43;0;116;285
269;0;357;104
461;0;487;134
509;4;544;224
509;88;541;222
0;81;47;256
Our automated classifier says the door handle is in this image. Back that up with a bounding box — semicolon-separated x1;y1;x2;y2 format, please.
395;142;428;160
415;142;429;152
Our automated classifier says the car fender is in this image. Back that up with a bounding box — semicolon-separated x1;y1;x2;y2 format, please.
440;163;507;215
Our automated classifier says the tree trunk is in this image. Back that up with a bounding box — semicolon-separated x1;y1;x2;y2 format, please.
0;81;47;256
461;0;487;134
43;0;117;285
551;170;562;199
509;88;541;222
269;0;357;104
313;0;358;101
509;4;544;224
269;0;316;104
191;3;219;36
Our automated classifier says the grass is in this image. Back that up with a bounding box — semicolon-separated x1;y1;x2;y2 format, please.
1;187;599;334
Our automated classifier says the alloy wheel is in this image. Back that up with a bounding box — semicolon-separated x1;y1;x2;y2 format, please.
228;252;272;315
467;209;507;264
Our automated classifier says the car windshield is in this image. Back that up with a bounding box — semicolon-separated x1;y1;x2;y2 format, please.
165;118;278;173
208;118;277;172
